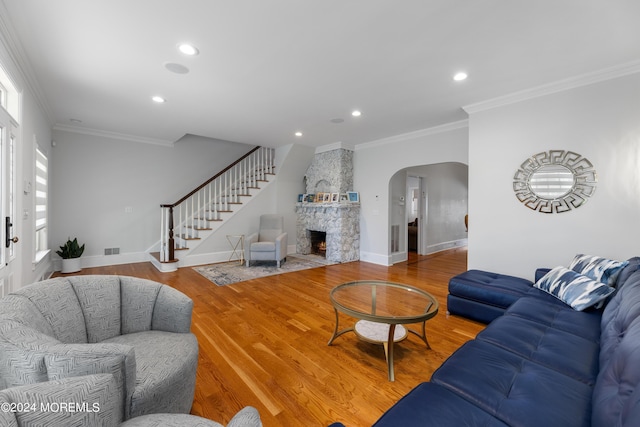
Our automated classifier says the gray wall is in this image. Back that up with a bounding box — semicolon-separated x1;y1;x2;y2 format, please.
50;131;254;267
354;123;469;265
468;71;640;277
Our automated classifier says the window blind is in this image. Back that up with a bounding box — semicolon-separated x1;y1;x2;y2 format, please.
35;147;47;231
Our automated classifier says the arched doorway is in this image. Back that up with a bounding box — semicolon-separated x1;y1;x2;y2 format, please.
388;162;468;263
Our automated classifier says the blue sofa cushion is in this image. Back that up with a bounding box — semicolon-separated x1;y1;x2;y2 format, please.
569;254;629;286
505;296;602;342
446;294;508;324
448;270;533;309
431;340;593;427
534;266;615;311
372;382;509;427
476;315;599;385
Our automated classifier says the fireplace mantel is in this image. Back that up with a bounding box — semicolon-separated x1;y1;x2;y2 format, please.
295;202;360;263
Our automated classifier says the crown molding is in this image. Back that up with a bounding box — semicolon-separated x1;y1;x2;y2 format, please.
354;119;469;151
0;1;55;125
314;141;355;154
463;60;640;114
53;123;175;147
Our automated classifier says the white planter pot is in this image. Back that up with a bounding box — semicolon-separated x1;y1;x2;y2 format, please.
61;258;82;274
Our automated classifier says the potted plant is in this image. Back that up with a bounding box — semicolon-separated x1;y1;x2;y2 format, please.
56;237;85;273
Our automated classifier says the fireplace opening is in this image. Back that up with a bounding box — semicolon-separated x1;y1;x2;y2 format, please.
309;230;327;257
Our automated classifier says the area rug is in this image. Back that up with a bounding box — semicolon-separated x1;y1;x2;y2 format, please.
193;255;329;286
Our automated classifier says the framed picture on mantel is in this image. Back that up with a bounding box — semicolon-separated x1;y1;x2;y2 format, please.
347;192;359;202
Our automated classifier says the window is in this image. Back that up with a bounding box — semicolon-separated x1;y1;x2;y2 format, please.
35;147;48;256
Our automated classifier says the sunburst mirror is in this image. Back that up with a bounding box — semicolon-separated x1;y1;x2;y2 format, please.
513;150;597;214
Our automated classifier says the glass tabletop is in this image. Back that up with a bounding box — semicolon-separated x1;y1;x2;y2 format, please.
330;280;439;323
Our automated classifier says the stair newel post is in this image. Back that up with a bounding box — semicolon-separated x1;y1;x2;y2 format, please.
177;205;182;249
160;208;165;262
168;206;175;262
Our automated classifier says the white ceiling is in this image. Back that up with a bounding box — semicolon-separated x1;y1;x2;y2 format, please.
3;0;640;148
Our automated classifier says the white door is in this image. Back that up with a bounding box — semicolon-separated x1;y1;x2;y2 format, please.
0;102;19;296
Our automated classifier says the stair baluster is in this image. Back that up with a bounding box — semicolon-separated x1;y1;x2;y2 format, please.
158;146;274;267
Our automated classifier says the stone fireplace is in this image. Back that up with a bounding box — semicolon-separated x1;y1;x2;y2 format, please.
295;148;360;263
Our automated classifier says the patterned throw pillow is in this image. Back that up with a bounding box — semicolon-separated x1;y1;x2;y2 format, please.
534;266;616;311
569;254;629;286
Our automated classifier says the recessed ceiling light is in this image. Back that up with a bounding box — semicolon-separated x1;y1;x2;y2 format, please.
178;43;199;56
294;131;303;137
453;72;468;81
69;118;82;123
330;118;344;124
351;110;362;117
152;96;166;103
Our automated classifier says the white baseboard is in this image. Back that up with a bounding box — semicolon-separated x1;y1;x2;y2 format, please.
426;238;468;255
52;243;465;273
52;252;150;272
390;251;407;264
359;251;392;266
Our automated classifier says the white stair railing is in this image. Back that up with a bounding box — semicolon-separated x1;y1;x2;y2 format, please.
159;146;274;263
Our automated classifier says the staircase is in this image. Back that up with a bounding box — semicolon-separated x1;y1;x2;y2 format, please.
150;146;275;272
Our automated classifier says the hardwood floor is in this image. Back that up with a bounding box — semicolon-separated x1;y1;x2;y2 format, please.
55;248;485;426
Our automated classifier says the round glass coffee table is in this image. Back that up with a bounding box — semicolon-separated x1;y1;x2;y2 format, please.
328;280;439;381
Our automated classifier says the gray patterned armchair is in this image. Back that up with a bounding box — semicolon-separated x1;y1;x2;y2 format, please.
0;373;262;426
0;275;199;420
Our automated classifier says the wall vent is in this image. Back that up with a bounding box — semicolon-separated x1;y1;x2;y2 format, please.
104;248;120;255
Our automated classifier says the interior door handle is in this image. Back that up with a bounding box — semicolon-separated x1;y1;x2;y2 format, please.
5;217;17;248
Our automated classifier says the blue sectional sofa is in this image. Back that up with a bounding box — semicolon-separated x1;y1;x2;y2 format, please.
333;256;640;427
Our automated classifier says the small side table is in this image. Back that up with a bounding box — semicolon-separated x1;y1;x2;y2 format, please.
226;234;244;265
